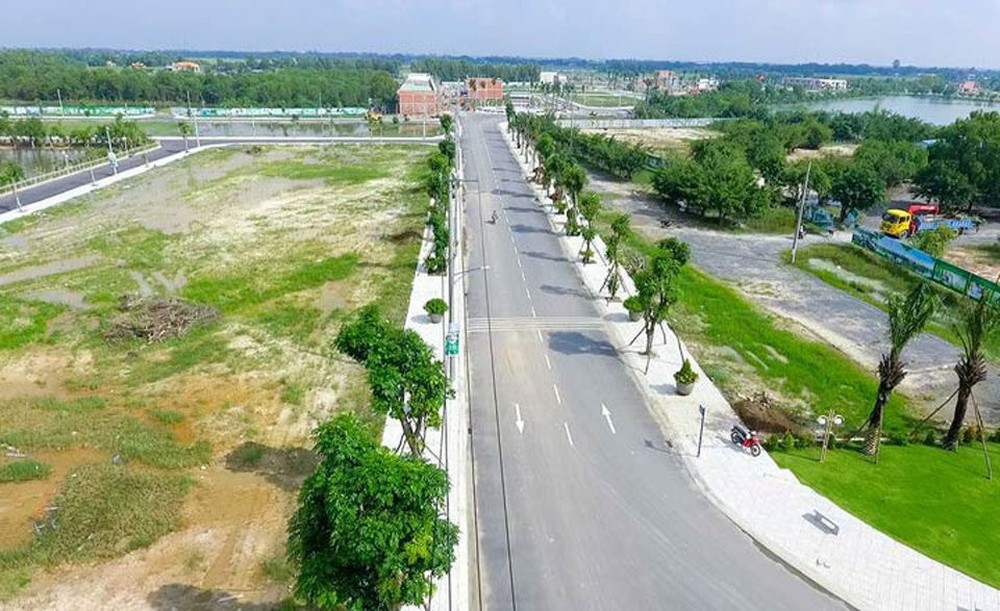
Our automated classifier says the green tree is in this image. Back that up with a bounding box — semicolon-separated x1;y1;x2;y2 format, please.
0;160;25;186
630;239;690;373
287;413;458;611
439;113;453;135
177;121;191;152
854;139;928;188
437;139;456;166
335;306;449;456
916;111;1000;211
913;159;976;212
830;161;885;222
863;283;937;458
601;213;631;299
943;296;1000;450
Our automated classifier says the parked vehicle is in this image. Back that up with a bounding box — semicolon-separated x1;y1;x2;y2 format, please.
730;425;762;457
880;208;977;238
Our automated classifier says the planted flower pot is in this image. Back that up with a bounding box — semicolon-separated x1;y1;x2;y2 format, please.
674;358;699;396
424;298;448;324
623;296;643;322
675;381;695;396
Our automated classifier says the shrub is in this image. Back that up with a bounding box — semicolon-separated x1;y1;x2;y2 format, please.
923;430;938;446
781;431;797;450
674;359;698;385
887;430;910;446
424;298;448;317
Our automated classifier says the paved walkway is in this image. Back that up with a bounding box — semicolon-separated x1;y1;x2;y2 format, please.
500;124;1000;611
381;127;470;611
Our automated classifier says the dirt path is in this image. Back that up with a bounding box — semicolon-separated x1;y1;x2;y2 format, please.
588;173;1000;424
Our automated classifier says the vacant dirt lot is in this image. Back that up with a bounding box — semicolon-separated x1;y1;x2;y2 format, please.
0;144;429;608
582;126;715;154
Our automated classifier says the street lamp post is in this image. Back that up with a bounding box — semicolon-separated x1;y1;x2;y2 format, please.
817;412;844;463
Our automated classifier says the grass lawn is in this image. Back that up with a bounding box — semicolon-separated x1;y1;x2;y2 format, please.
773;442;1000;588
789;242;1000;363
593;210;907;430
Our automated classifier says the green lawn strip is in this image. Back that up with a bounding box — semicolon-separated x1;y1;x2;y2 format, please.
592;209;906;429
790;242;1000;363
182;253;358;314
0;459;52;483
0;293;66;350
257;159;390;184
772;443;1000;588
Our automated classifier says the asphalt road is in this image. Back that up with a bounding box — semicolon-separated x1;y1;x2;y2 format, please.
460;114;843;610
0;136;440;215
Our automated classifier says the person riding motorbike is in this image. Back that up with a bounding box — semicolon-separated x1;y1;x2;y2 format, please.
490;210;499;224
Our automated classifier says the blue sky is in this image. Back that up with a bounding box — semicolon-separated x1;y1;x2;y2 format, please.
4;0;997;68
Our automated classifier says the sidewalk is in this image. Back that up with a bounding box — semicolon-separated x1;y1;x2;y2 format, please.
499;122;1000;611
381;132;470;611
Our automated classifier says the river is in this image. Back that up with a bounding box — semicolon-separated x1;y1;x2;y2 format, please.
796;95;1000;126
0;148;91;178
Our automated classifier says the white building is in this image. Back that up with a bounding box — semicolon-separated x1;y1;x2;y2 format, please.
539;71;566;86
781;77;848;92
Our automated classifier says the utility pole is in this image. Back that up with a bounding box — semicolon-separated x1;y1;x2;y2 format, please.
186;91;201;148
790;160;812;264
57;88;65;117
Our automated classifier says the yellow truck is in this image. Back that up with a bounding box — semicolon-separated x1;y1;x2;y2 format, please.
880;204;976;238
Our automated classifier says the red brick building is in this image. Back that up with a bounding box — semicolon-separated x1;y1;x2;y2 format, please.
397;73;439;117
466;77;504;104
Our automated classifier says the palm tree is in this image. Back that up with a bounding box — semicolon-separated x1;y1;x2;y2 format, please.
943;295;999;450
862;283;936;457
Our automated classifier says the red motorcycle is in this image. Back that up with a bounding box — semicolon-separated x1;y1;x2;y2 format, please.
730;425;762;457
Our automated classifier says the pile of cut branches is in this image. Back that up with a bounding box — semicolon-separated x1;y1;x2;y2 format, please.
103;294;218;343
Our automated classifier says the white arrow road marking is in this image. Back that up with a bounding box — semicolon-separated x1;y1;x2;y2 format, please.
601;403;617;435
515;403;524;434
553;384;562;405
564;422;574;446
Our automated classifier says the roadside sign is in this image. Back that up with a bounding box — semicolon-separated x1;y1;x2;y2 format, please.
445;332;459;357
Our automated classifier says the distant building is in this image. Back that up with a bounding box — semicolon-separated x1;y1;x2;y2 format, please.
130;62;146;70
654;70;675;89
397;73;440;117
171;61;202;73
958;80;980;95
539;71;565;86
781;77;848;92
466;78;504;104
696;77;719;92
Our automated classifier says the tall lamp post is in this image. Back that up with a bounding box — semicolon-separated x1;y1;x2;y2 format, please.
817;412;844;463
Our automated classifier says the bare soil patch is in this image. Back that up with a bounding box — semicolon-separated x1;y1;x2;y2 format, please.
582;126;714;154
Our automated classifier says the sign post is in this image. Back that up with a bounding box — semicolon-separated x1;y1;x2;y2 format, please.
697;404;706;458
445;330;459;358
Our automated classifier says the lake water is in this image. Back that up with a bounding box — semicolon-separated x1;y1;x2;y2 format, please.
0;148;90;178
796;96;1000;126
